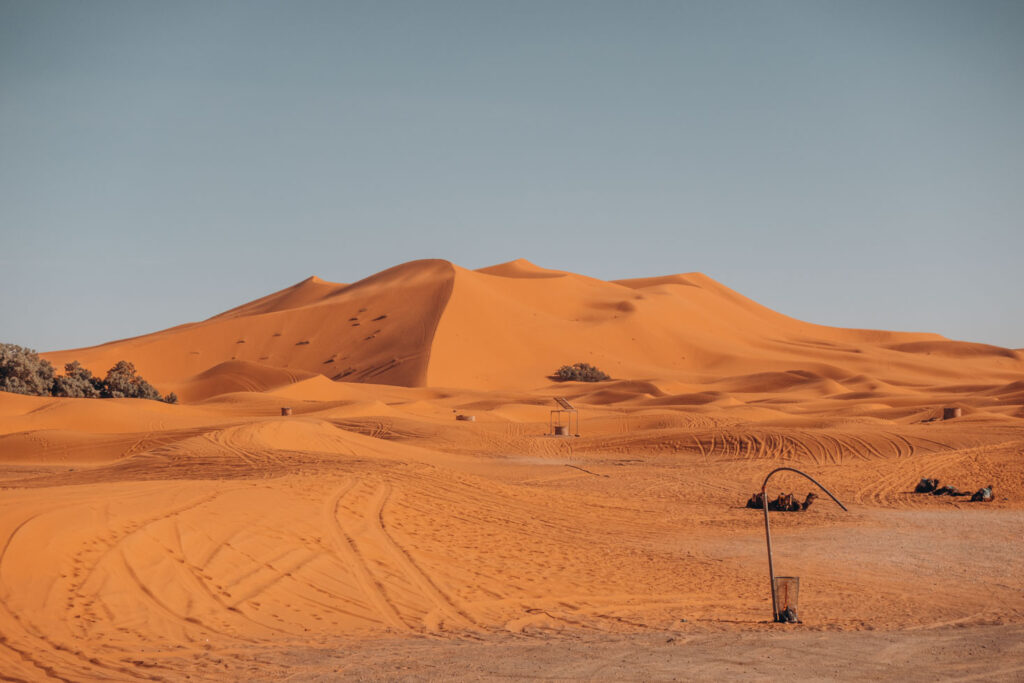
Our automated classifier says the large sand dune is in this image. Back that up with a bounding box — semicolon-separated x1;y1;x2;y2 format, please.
42;258;1024;400
3;259;1022;679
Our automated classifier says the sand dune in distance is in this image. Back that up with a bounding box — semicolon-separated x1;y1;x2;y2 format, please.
43;258;1023;400
0;258;1020;679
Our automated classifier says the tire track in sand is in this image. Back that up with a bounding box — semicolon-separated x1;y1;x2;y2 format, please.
365;483;484;632
0;508;161;682
322;480;410;632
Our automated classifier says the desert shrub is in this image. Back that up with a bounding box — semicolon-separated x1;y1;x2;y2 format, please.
0;343;175;403
0;343;56;396
96;361;176;402
51;361;102;398
101;360;163;400
554;362;610;382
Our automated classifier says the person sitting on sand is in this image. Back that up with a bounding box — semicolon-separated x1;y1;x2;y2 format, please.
915;478;939;493
970;486;994;502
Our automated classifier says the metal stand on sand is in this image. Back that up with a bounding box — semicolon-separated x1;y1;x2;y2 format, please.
761;467;848;623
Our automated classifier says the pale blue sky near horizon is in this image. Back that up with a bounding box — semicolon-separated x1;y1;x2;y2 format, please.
2;0;1022;352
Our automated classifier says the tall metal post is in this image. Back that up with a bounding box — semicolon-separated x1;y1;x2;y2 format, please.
760;467;848;622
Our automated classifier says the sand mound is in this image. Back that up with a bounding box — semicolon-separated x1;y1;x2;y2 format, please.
270;375;372;402
886;340;1021;360
475;258;568;279
174;360;315;402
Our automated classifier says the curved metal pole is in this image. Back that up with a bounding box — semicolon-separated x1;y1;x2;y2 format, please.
761;467;847;622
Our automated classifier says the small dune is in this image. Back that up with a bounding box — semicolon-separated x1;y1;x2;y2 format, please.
174;360;315;402
886;340;1020;360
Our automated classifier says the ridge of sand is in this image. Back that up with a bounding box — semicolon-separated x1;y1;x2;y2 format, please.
424;262;1022;391
44;259;457;392
209;275;350;320
171;359;317;402
475;257;570;279
39;258;1024;401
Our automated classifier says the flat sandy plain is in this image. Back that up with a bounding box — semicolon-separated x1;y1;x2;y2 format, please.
2;260;1021;681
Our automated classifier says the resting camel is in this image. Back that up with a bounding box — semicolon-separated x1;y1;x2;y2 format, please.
932;485;970;497
770;493;796;511
971;486;994;502
915;478;939;493
746;492;817;511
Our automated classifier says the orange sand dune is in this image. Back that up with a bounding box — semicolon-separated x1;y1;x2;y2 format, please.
42;258;1024;400
45;259;456;390
4;258;1022;679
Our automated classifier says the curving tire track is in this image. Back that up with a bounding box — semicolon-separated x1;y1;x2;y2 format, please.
366;484;484;632
322;480;410;633
0;507;162;682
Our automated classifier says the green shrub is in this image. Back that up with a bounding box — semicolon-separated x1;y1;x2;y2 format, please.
51;361;102;398
0;343;175;403
554;362;609;382
101;360;163;400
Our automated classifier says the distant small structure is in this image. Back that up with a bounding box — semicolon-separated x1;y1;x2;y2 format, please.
550;397;579;437
942;407;962;420
281;407;292;416
455;414;476;422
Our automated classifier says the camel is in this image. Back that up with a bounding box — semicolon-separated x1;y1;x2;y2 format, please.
746;491;818;511
932;485;970;497
970;486;994;502
768;493;795;511
915;478;939;493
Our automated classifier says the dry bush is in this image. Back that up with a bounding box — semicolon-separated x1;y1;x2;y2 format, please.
554;362;610;382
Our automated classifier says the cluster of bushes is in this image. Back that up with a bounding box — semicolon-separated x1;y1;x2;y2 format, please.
554;362;610;382
0;344;176;403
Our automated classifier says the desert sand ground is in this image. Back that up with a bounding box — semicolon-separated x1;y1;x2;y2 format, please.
2;260;1022;680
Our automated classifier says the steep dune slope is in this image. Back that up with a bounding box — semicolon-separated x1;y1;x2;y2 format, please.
44;260;456;391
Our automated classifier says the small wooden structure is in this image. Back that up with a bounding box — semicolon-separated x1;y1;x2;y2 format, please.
942;407;962;420
550;397;579;437
281;407;292;416
455;414;476;422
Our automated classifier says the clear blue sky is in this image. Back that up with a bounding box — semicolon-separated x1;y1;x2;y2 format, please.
2;0;1022;352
